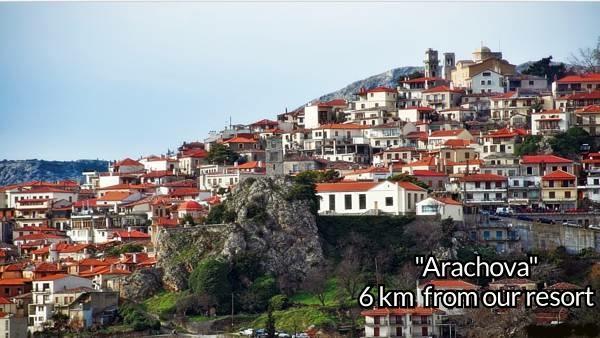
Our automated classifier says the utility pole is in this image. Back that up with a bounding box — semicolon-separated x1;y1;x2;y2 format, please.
231;292;234;331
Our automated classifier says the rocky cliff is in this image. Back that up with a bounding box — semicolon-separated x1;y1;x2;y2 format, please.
132;177;323;298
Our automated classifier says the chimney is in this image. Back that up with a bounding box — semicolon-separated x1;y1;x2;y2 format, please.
127;226;132;233
133;253;137;264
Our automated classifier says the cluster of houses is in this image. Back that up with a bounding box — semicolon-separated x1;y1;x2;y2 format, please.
0;45;599;334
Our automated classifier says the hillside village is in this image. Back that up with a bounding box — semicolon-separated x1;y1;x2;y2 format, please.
1;45;600;337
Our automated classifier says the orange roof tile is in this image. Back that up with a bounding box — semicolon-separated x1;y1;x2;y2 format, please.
316;182;379;193
460;173;506;182
433;197;462;205
421;279;478;289
223;136;257;144
430;129;467;137
556;73;600;84
316;123;367;130
97;191;132;202
542;170;576;181
521;155;572;164
34;273;70;281
397;181;426;191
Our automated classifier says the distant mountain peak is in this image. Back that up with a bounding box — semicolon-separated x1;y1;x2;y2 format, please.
313;66;423;103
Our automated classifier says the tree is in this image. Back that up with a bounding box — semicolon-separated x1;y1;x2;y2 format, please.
301;266;329;306
266;307;276;338
522;56;568;85
286;171;320;215
336;248;365;299
207;143;241;165
570;36;600;73
515;135;542;156
188;258;231;307
549;127;594;159
239;275;278;313
388;173;429;190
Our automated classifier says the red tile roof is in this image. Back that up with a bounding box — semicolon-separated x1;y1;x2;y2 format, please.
406;131;428;141
143;170;175;178
316;182;379;193
420;279;478;289
542;170;576;181
97;191;132;202
178;200;203;211
112;230;150;240
0;278;30;285
556;73;600;84
443;139;472;147
399;106;435;112
433;197;462;206
34;273;70;281
460;173;507;182
250;119;278;126
14;233;66;241
223;136;257;144
521;155;572;164
317;99;347;107
422;85;465;94
491;91;517;100
412;170;447;177
169;187;199;197
316;123;366;130
366;86;396;93
180;148;207;158
114;158;143;167
576;105;600;113
235;161;265;169
397;181;426;191
430;129;467;137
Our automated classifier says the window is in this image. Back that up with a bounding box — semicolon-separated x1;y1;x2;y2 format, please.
385;197;393;206
496;231;503;239
422;205;438;213
549;191;556;199
328;195;335;211
359;194;366;210
565;191;571;198
344;195;352;209
483;231;490;239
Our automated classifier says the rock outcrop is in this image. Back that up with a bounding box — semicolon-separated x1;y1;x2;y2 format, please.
119;267;163;301
154;177;324;292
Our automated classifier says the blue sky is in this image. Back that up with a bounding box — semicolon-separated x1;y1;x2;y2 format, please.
0;2;599;160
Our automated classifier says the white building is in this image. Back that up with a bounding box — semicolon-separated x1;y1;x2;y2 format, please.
416;197;463;221
316;181;427;216
29;274;93;333
531;109;570;136
352;87;398;110
303;99;348;129
361;307;445;338
470;69;505;94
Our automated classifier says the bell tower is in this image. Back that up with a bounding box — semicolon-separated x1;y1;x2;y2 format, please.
424;48;440;78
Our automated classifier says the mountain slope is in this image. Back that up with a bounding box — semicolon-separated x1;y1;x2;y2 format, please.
314;66;422;102
0;159;108;186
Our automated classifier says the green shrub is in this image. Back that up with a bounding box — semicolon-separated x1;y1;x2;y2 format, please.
268;295;289;311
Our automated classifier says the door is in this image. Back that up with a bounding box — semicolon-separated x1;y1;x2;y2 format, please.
421;326;428;336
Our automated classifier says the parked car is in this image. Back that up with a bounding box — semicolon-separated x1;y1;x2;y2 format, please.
489;216;501;221
240;329;254;336
563;221;580;227
278;333;291;338
588;224;600;230
538;218;554;224
516;215;534;222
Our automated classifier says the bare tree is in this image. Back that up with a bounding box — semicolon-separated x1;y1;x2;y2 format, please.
569;36;600;73
336;248;365;299
302;265;330;306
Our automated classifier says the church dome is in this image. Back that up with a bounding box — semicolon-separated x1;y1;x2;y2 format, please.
476;46;491;53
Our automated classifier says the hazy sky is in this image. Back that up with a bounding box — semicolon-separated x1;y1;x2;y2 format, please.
1;2;599;160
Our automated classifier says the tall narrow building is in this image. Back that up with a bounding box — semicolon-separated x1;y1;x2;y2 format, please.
424;48;440;78
443;52;455;81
